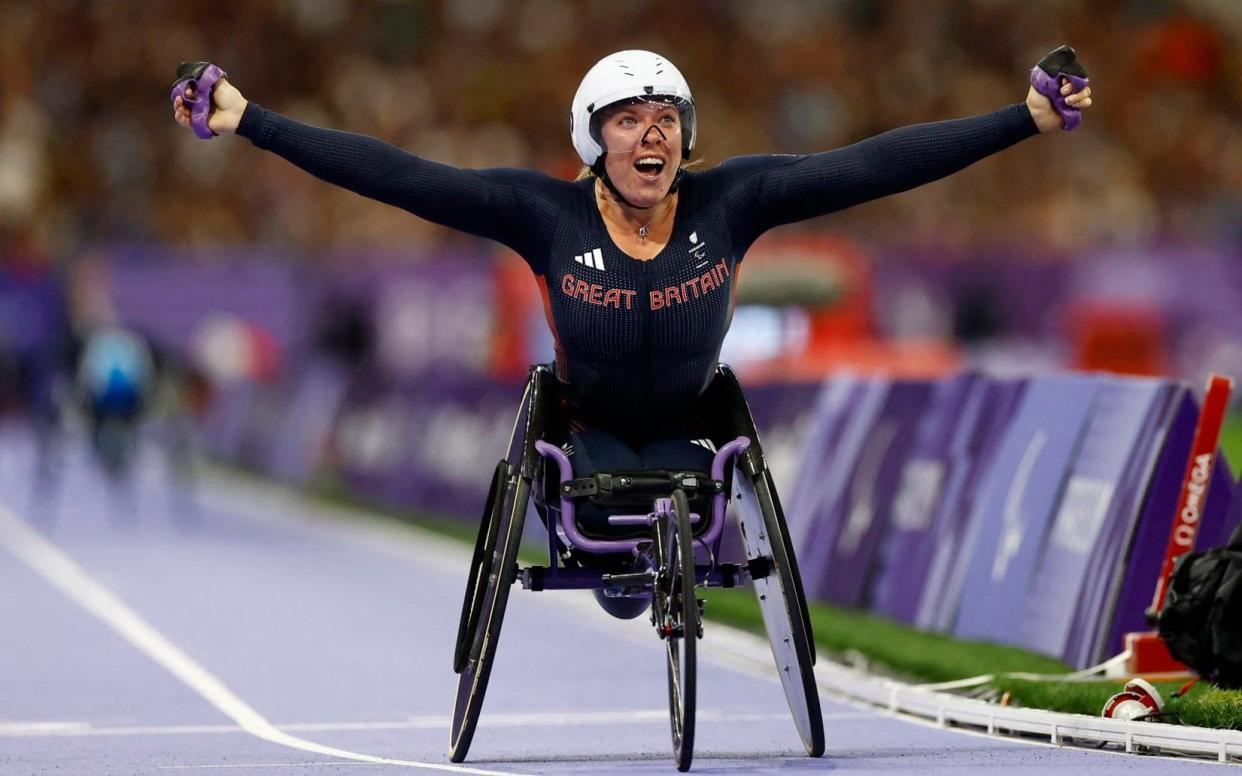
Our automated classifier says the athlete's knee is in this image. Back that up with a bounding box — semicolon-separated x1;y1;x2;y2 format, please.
593;589;651;620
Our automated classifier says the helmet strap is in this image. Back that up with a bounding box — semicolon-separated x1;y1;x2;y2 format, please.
599;169;652;210
591;159;686;211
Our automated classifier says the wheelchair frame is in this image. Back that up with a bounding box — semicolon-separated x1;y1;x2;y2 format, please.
449;364;824;770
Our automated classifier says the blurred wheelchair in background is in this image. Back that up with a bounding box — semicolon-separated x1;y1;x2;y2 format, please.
77;326;154;478
449;364;823;771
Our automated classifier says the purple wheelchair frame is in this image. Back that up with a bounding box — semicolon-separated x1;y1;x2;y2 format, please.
450;364;824;764
520;436;752;592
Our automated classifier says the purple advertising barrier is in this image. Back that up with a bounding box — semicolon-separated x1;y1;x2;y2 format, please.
339;257;498;384
1102;387;1196;654
744;379;825;497
198;381;256;461
916;378;1027;631
108;258;308;361
786;376;886;597
785;376;869;548
328;359;823;526
814;377;933;608
331;372;523;519
869;373;986;622
241;386;307;474
394;377;523;517
1102;391;1239;655
1070;382;1187;666
328;370;421;509
812;381;933;607
0;270;62;355
714;378;823;566
951;375;1100;646
199;378;305;476
265;359;352;486
0;270;64;415
1019;378;1169;666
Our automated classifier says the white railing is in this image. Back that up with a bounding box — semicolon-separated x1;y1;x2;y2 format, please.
815;659;1242;765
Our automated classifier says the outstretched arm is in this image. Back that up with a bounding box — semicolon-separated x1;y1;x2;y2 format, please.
723;66;1093;246
172;78;561;258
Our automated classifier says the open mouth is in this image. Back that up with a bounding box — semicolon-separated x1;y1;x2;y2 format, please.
633;156;666;179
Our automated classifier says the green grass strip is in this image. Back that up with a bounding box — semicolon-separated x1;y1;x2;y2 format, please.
992;677;1242;730
701;587;1069;682
701;586;1242;729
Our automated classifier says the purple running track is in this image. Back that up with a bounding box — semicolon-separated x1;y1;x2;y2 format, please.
0;427;1223;774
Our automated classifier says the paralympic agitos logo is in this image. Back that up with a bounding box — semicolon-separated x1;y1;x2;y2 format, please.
560;259;731;312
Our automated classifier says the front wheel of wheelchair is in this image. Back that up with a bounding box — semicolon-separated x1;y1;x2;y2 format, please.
733;470;825;757
448;474;529;763
664;488;698;772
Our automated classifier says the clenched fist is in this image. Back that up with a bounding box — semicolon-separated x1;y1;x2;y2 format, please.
172;77;248;136
1027;77;1093;133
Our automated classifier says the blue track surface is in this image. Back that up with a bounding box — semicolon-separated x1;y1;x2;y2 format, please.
0;428;1225;774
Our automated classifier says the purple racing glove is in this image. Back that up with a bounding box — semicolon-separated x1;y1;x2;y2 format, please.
1029;45;1089;132
170;62;227;139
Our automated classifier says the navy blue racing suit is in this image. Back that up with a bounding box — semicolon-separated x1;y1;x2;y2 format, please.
237;101;1038;529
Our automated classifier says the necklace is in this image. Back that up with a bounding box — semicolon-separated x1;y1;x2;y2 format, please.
635;201;673;243
597;180;674;245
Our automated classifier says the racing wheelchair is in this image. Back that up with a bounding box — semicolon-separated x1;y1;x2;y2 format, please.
449;364;823;771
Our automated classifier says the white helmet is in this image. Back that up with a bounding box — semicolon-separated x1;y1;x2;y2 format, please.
570;50;696;168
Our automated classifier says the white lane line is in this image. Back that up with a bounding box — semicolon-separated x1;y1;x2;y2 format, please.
0;710;875;739
0;504;521;776
0;722;92;735
159;764;383;770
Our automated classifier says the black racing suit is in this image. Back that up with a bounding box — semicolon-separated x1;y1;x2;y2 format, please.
237;101;1038;532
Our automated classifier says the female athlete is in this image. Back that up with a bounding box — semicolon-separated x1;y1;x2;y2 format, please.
173;49;1092;613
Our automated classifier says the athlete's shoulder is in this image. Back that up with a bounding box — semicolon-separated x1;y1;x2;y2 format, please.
686;154;808;192
474;167;584;205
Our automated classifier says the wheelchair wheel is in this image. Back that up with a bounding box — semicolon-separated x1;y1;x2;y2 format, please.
665;488;698;772
763;470;815;661
733;469;825;757
454;461;507;674
448;474;529;762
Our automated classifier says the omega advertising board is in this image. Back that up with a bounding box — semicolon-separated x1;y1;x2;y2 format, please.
951;375;1100;647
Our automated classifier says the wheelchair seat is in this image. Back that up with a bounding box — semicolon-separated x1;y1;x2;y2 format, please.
557;469;722;506
548;468;721;543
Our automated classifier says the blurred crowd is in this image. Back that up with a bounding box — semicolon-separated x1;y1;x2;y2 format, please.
1;0;1240;263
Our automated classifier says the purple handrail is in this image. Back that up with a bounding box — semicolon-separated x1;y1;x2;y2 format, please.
711;437;751;549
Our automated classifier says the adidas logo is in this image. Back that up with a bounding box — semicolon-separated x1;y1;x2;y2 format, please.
573;248;605;271
690;438;718;453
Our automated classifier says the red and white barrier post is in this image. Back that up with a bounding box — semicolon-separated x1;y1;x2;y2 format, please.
1120;374;1234;677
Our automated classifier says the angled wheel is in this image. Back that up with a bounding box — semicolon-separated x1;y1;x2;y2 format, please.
761;470;816;660
733;468;824;757
448;473;529;762
454;460;507;674
665;488;698;772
